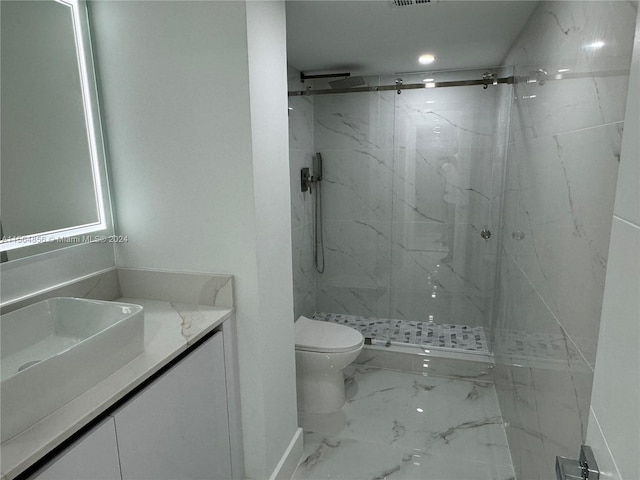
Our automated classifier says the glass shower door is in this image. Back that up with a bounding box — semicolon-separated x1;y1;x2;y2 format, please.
312;75;395;344
386;69;511;354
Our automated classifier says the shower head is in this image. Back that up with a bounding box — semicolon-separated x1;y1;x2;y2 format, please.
328;76;367;89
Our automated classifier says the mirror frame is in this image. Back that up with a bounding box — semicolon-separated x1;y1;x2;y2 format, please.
0;0;112;254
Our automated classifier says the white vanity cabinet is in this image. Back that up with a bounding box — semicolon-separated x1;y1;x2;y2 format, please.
31;418;121;480
28;330;235;480
113;331;232;480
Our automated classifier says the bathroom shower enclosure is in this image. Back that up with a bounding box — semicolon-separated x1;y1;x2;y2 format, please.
289;67;513;354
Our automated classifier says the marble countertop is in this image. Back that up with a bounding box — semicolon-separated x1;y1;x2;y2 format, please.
0;298;233;480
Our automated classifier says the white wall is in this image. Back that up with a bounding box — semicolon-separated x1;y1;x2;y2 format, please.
586;9;640;480
89;2;299;478
245;2;301;474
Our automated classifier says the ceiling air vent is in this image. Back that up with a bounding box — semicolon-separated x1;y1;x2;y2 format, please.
391;0;431;6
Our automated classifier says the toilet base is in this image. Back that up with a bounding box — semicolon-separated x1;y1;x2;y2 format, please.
296;370;346;414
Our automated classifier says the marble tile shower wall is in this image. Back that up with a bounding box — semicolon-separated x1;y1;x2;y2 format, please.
313;76;509;330
493;2;637;479
289;94;316;319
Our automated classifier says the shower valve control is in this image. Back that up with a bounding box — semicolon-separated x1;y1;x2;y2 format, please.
301;167;313;193
480;229;492;240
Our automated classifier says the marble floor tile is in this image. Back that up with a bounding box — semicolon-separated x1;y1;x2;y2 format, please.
294;365;515;480
293;433;405;480
397;451;516;480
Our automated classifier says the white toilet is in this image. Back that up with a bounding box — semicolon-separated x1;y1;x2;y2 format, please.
294;316;364;414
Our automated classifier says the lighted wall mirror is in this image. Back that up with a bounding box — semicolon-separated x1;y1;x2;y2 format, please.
1;0;113;262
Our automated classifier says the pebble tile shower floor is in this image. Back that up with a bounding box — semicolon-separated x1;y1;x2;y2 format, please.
313;312;489;354
293;365;515;480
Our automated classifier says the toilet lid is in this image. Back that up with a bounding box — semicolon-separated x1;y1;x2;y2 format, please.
295;316;364;353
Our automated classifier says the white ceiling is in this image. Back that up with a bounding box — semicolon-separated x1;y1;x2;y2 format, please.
285;0;539;77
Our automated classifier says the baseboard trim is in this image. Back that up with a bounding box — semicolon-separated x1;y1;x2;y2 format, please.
268;427;304;480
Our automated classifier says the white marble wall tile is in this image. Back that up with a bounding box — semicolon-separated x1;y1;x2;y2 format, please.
498;386;572;480
585;12;640;479
288;96;314;152
389;288;487;327
508;1;637;73
494;254;559;337
585;409;622;480
392;148;445;222
321;219;392;288
389;237;485;296
316;284;390;319
587;218;640;480
314;92;395;151
501;423;548;480
320;148;394;222
294;288;316;322
291;223;315;315
505;123;623;366
388;223;494;315
391;147;494;225
393;86;501;151
514;73;630;140
494;247;594;479
613;16;640;226
390;221;447;251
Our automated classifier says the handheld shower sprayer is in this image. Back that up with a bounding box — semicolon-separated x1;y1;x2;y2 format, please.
300;153;323;193
299;153;325;273
314;152;323;181
312;153;325;273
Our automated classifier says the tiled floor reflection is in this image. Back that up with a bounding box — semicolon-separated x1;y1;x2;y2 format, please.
314;312;489;354
293;365;515;480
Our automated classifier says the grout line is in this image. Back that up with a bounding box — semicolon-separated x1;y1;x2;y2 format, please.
613;214;640;230
589;406;624;480
552;120;624;137
509;253;595;373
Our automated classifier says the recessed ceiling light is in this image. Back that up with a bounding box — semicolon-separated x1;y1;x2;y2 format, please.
585;40;605;49
558;68;570;73
418;54;435;65
423;78;434;82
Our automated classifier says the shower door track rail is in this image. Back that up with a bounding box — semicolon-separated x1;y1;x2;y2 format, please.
288;76;515;96
287;69;629;96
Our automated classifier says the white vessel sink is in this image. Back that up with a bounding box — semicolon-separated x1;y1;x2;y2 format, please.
1;298;144;443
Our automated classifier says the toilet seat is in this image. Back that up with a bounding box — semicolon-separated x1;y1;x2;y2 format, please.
295;316;364;353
